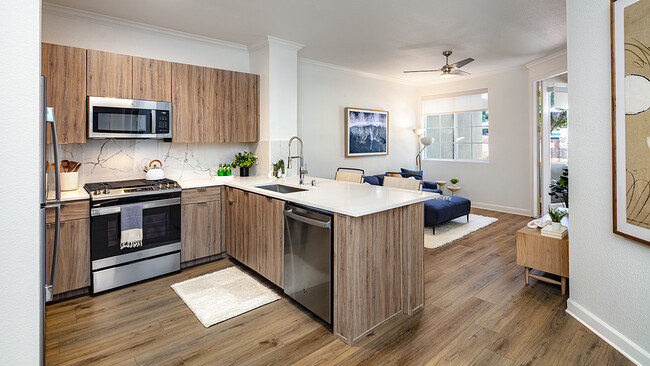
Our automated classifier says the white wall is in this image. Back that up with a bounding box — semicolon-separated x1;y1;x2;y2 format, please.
0;1;42;364
566;0;650;364
417;68;532;216
297;60;419;179
42;4;249;72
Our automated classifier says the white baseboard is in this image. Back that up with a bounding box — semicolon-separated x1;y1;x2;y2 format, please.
471;202;533;217
566;299;649;365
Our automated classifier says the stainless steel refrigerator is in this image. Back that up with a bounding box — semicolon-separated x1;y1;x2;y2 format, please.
39;75;61;364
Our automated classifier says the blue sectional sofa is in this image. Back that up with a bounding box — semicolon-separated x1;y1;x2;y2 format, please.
363;169;471;233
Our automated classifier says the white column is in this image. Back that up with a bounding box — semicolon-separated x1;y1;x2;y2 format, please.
249;36;303;176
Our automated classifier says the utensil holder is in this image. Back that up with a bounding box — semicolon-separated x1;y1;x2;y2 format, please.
60;172;79;191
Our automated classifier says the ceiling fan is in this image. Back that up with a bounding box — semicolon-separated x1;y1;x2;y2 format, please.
404;50;474;78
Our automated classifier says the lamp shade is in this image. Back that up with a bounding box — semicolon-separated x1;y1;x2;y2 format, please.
412;128;425;136
420;136;433;146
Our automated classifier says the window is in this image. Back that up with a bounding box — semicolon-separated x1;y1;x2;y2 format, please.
422;91;489;161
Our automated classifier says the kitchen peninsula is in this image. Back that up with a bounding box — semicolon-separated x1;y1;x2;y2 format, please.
180;175;434;345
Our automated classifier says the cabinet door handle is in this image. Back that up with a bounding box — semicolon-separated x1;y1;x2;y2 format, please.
197;188;207;193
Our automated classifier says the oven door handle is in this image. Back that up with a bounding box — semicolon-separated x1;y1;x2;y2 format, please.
91;197;180;216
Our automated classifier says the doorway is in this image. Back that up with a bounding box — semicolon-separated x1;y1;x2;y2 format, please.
536;73;568;216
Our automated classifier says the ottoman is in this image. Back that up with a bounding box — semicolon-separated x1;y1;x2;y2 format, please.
424;195;472;233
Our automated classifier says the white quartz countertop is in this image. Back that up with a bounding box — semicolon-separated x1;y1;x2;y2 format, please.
47;187;90;202
178;175;437;217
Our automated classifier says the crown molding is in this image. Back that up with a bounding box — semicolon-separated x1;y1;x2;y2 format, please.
525;49;567;69
298;58;416;86
268;36;304;51
248;36;304;53
42;2;248;52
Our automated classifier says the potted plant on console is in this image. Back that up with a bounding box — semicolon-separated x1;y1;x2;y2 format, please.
547;206;568;232
233;151;258;177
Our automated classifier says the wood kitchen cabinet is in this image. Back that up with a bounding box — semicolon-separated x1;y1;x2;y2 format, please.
181;187;223;262
41;43;87;144
225;188;283;287
45;200;90;296
217;69;260;142
133;56;172;102
172;63;259;143
87;49;133;99
171;63;209;142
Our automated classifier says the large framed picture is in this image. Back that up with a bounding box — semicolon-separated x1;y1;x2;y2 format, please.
345;107;389;157
612;0;650;246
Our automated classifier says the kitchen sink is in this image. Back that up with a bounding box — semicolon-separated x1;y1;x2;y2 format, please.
254;184;308;194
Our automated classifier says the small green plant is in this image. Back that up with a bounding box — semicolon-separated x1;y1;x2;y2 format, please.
450;178;459;185
272;159;285;178
233;151;258;168
547;206;568;223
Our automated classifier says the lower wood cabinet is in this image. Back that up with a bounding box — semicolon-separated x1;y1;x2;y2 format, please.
225;187;284;287
45;200;90;296
181;187;223;262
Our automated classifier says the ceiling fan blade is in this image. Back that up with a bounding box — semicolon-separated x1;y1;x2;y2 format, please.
450;58;474;69
403;69;441;73
452;69;471;76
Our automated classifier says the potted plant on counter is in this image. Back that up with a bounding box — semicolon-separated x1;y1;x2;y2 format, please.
233;151;258;177
271;159;285;179
547;206;568;232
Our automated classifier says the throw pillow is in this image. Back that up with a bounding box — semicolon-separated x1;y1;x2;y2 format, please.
400;168;423;180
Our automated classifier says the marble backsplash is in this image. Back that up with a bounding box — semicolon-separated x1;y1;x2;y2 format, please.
60;139;261;184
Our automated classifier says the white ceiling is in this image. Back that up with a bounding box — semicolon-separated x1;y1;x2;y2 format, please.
44;0;566;83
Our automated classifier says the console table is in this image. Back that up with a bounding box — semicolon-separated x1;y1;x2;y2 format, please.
515;214;569;294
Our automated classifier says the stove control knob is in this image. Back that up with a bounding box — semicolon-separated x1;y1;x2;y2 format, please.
173;183;178;188
103;188;110;194
158;183;163;190
166;183;171;189
94;189;101;195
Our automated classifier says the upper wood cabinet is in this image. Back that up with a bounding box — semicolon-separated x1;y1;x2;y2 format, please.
172;63;209;142
172;63;259;143
218;70;260;142
42;44;258;143
86;49;133;99
133;56;172;102
41;43;87;144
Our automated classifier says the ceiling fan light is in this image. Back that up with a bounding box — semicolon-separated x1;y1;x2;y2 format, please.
440;73;454;79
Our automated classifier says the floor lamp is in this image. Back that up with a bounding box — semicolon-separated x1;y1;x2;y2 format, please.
416;136;433;171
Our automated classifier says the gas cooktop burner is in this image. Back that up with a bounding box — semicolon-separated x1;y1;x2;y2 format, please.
85;178;180;199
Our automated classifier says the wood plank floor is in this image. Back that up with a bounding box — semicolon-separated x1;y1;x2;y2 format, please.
45;208;632;365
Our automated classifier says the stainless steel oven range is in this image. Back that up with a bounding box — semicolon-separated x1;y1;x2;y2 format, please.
85;178;181;293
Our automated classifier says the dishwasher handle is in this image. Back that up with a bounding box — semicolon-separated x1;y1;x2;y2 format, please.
284;208;331;229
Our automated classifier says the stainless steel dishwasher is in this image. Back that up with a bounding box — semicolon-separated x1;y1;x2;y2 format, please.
284;203;333;324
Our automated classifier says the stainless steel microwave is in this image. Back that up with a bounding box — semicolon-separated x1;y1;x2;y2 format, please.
88;97;172;139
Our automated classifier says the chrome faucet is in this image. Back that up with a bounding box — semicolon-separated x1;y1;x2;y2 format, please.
287;136;308;185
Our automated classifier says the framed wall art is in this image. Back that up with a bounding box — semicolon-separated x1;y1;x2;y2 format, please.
612;0;650;245
345;107;389;157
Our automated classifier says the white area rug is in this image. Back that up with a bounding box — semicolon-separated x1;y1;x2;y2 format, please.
424;214;498;249
171;266;280;328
